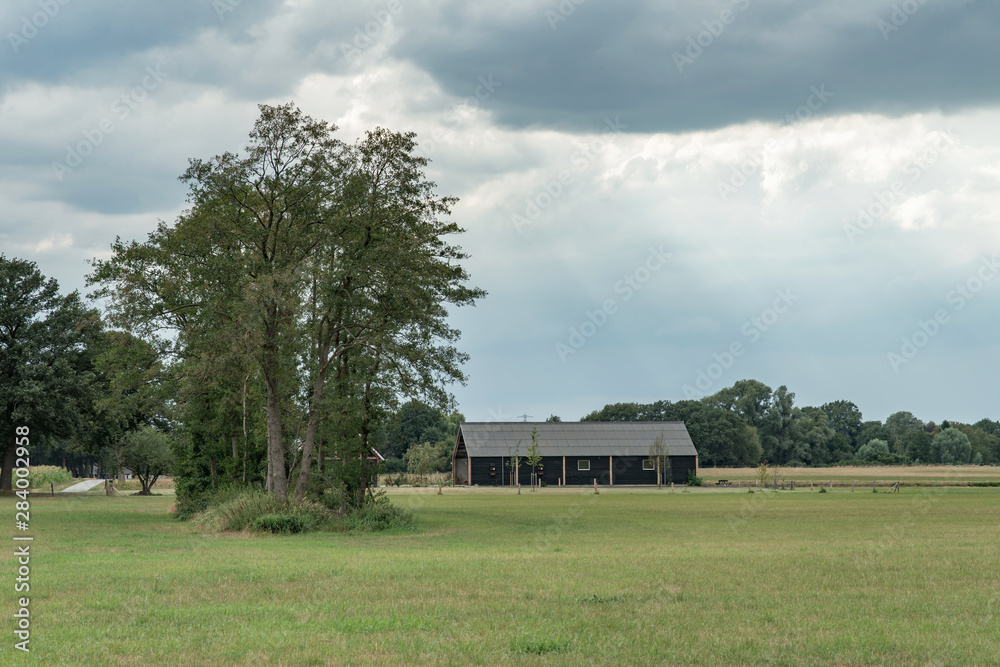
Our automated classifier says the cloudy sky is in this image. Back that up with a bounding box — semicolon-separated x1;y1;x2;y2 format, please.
3;0;999;425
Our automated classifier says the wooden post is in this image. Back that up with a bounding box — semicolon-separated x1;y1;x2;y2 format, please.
810;480;813;490
851;480;854;492
562;456;566;486
593;478;598;494
670;482;674;493
437;483;442;495
609;456;613;486
467;457;472;487
50;482;54;497
790;479;794;491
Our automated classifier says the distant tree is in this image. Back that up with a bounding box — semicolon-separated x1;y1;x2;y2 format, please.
404;441;448;479
885;411;924;453
661;401;761;467
903;429;933;463
545;415;562;422
648;435;671;489
820;400;863;449
858;421;893;453
704;379;773;428
581;400;670;422
973;418;1000;438
952;423;1000;465
857;438;890;462
525;427;542;491
931;428;973;465
382;400;451;460
122;426;174;495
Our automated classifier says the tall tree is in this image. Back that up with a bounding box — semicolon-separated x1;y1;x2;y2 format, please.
704;379;773;429
0;256;102;489
820;400;863;449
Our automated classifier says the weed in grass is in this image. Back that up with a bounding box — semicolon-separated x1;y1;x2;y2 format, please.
580;593;629;603
511;637;571;655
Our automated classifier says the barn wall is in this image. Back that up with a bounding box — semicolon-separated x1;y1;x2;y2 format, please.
470;456;507;486
610;456;658;485
669;455;697;484
461;453;700;486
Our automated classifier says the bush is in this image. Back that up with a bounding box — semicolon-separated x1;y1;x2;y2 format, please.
341;496;414;533
253;513;315;534
28;466;72;488
191;488;331;533
686;469;704;487
857;438;890;462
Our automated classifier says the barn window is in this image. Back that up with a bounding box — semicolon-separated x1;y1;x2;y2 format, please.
643;459;655;471
577;460;590;471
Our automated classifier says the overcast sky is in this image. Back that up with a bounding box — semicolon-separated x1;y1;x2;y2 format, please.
3;0;999;425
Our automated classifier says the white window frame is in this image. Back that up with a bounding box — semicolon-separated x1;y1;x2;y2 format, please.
643;459;655;471
577;460;590;471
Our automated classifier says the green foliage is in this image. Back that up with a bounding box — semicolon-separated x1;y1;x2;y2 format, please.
191;488;332;533
122;425;174;494
27;466;73;488
686;469;704;486
253;513;315;534
931;428;973;465
0;255;103;490
340;495;414;532
903;429;933;462
857;438;890;461
820;400;863;448
404;440;451;477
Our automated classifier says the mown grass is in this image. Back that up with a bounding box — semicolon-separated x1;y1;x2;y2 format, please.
2;487;999;665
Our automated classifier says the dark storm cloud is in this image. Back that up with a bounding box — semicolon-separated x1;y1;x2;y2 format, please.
1;0;282;92
391;0;1000;133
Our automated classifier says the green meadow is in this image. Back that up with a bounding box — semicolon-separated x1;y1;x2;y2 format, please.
2;485;999;665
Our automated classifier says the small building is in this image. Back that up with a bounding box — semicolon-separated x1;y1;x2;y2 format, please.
452;421;698;487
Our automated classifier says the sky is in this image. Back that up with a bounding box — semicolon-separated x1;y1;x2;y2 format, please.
2;0;999;425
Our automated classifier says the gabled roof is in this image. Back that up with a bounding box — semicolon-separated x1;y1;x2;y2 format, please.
456;422;698;458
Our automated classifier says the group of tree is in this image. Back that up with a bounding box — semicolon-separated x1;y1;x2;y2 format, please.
87;103;483;511
0;256;174;493
375;399;463;477
582;379;1000;468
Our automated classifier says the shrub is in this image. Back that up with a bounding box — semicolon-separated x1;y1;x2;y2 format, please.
28;466;72;488
341;496;414;533
253;513;315;534
857;439;890;462
686;469;704;487
192;488;331;534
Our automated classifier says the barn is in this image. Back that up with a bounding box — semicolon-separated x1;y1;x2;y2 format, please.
452;421;698;487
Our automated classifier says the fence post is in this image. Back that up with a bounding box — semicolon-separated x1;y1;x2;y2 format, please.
593;478;599;494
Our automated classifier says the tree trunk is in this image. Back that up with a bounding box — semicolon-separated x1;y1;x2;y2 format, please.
209;456;218;489
294;341;330;502
0;433;15;491
264;367;287;503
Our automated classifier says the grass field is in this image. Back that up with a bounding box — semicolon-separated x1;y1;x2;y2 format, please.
2;485;999;665
701;464;1000;485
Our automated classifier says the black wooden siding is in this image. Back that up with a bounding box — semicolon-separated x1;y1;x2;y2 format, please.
461;454;697;486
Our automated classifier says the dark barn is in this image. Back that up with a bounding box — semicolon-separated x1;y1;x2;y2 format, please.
452;422;698;487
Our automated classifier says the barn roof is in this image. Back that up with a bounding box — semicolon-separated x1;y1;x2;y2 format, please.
456;421;698;458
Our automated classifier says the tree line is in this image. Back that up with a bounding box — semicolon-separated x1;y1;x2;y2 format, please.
581;379;999;467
